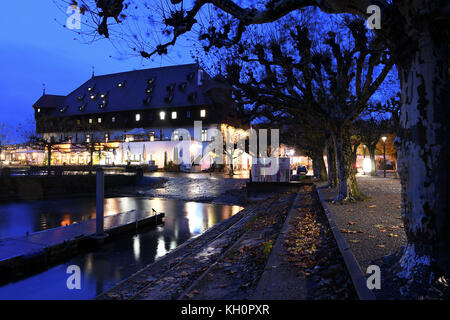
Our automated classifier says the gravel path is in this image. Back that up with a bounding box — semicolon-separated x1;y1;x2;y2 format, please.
317;175;406;272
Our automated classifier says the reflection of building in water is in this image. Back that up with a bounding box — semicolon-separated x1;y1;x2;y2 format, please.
27;63;252;170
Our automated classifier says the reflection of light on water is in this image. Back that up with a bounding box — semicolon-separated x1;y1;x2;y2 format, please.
84;254;93;274
232;206;243;215
207;206;215;229
133;235;140;261
156;235;167;258
60;214;71;227
186;202;204;235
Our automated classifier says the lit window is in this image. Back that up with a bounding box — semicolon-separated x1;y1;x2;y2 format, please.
105;133;109;142
160;111;165;120
98;118;102;123
200;109;206;117
89;118;93;124
150;135;155;142
86;134;90;143
112;117;116;123
201;129;208;142
37;108;41;113
171;111;177;119
173;130;179;140
76;119;81;125
136;113;141;122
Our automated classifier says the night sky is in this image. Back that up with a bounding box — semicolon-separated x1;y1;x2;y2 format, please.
0;1;193;140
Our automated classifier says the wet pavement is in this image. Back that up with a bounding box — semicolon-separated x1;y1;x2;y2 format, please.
141;172;248;205
317;175;405;271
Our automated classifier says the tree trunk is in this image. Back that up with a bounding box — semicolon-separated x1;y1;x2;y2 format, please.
332;125;366;202
394;32;450;284
368;144;377;176
312;152;327;181
90;145;94;167
326;137;337;187
47;144;52;176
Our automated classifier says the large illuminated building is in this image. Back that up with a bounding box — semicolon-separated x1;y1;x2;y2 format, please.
31;63;251;169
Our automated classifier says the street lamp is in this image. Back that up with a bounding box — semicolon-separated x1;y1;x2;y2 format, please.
381;136;387;178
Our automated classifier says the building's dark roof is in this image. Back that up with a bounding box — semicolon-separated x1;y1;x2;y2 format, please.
32;94;66;109
34;63;222;117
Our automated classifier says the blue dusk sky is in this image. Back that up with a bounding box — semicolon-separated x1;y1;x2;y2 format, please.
0;1;193;139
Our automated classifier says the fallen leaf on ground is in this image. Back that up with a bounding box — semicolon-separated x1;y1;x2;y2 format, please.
388;233;398;238
349;240;360;243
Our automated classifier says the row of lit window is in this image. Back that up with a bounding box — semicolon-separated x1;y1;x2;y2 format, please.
85;129;209;143
83;109;206;124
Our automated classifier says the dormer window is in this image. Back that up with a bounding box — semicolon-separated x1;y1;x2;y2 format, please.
178;82;187;90
143;95;152;105
99;99;107;109
198;70;204;85
188;92;197;102
200;109;206;118
159;111;165;120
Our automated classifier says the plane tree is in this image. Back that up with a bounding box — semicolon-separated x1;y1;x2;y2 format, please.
214;17;392;201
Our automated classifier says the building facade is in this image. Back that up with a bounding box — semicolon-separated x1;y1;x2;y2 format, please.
32;63;251;170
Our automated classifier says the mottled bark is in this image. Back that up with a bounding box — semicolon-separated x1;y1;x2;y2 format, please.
326;137;338;187
312;151;327;181
395;31;450;281
367;144;377;176
332;125;366;202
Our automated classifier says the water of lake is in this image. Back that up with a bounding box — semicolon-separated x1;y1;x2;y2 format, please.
0;197;242;299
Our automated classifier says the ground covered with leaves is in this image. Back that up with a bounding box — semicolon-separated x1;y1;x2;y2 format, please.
280;186;357;299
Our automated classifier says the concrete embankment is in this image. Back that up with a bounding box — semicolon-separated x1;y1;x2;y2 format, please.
0;173;147;201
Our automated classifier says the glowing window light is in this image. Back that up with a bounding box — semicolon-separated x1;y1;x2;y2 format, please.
363;158;372;173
